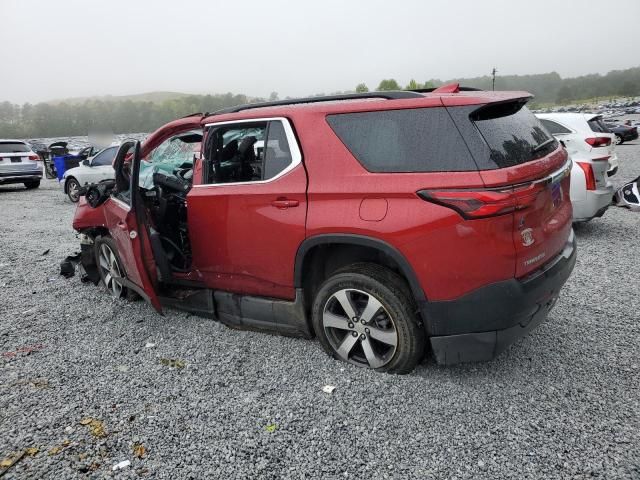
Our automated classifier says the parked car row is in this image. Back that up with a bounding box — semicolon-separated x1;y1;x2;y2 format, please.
604;122;639;144
535;113;618;222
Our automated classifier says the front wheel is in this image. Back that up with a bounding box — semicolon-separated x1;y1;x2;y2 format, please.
615;134;623;145
24;180;40;189
311;263;425;374
66;177;81;202
94;236;135;300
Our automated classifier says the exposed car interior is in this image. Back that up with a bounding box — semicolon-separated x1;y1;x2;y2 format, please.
140;132;202;274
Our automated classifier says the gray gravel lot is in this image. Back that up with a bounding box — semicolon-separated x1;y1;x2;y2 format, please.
1;144;639;479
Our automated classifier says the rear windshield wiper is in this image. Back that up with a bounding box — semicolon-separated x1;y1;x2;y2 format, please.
531;137;556;155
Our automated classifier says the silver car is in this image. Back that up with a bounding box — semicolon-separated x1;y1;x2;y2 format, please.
0;139;43;189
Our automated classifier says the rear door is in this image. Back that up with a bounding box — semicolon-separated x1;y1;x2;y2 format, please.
450;101;573;278
102;140;162;311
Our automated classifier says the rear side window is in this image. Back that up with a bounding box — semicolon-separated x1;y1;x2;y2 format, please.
540;119;572;135
588;117;609;133
472;104;556;168
0;142;29;153
326;108;477;172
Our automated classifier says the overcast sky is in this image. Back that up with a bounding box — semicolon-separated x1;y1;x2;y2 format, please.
1;0;639;104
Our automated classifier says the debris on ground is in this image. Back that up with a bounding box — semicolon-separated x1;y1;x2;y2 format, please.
112;460;131;471
264;422;278;433
48;445;64;456
24;448;39;457
0;450;26;476
41;249;50;256
145;342;156;348
79;418;107;438
159;358;185;369
59;253;81;278
2;344;45;360
322;385;336;394
133;443;146;458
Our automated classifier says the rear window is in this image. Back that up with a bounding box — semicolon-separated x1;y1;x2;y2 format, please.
472;104;557;168
326;107;477;172
0;142;29;153
588;117;609;133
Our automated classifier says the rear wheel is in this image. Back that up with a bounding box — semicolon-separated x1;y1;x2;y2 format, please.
615;134;623;145
311;263;425;374
66;177;80;202
24;180;40;189
94;236;135;300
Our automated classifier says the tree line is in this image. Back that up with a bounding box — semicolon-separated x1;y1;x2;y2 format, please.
1;67;639;138
364;67;640;104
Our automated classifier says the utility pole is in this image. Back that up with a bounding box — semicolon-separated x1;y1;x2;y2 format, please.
491;67;498;91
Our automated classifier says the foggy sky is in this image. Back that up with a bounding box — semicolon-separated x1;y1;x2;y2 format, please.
2;0;639;104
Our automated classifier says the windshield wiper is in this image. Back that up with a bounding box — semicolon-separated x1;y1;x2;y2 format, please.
531;137;556;155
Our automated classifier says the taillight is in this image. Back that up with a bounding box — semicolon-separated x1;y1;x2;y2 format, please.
418;183;546;219
28;154;39;160
585;137;611;147
576;162;596;190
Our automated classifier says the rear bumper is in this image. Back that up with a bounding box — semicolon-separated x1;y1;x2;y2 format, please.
422;230;577;365
572;187;613;222
0;170;43;184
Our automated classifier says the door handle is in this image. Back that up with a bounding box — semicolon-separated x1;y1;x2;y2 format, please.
271;198;299;209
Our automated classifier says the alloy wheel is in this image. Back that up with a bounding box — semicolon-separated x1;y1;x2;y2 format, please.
98;243;124;297
67;180;80;202
322;288;398;368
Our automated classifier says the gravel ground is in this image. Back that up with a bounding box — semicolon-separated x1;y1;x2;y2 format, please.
1;144;639;479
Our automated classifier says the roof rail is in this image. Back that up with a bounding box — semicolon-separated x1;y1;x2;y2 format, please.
179;112;205;119
211;91;425;115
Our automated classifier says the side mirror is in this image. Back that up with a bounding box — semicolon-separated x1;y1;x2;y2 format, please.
82;159;90;167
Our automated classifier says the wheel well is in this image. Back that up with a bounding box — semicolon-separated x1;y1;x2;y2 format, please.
298;242;420;313
82;226;110;240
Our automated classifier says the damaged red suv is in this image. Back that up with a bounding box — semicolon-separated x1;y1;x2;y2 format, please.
72;84;576;373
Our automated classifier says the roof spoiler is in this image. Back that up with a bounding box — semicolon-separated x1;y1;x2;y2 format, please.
410;83;483;94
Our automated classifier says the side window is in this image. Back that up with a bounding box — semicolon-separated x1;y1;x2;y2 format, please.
263;121;293;180
540;119;572;135
204;120;296;184
91;147;117;166
327;108;477;172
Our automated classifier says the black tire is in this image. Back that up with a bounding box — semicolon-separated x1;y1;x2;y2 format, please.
24;180;40;189
94;235;137;300
615;134;624;145
65;177;81;202
311;263;425;374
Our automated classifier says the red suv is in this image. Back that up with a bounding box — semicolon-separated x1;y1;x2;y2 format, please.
72;84;576;373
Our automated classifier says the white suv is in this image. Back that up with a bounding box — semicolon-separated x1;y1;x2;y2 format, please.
536;113;616;222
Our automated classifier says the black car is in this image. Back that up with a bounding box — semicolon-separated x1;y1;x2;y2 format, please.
605;123;639;144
